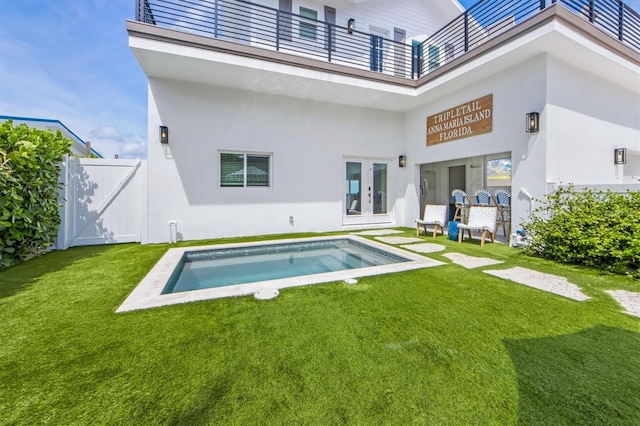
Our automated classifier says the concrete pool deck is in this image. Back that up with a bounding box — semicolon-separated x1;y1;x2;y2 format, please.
116;235;445;312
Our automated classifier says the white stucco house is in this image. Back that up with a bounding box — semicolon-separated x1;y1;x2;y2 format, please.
0;115;103;158
128;0;640;244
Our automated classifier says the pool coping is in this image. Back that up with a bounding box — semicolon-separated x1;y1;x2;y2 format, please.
116;235;444;312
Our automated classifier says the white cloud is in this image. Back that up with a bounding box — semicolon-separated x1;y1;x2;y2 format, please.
90;126;125;141
120;136;148;158
88;129;147;159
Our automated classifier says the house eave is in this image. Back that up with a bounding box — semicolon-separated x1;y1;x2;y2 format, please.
127;4;639;111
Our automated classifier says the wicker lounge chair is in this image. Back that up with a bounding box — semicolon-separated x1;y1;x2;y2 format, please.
457;206;497;247
416;204;448;237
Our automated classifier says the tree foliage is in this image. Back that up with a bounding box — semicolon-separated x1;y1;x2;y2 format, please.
523;185;640;277
0;121;72;269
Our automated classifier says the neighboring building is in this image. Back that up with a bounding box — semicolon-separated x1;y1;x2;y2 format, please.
0;115;102;158
128;0;640;244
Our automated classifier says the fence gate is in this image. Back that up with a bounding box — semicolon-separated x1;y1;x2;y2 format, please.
57;158;146;249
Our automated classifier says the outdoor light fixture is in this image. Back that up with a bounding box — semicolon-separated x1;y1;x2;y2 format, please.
399;155;407;168
526;112;539;133
159;125;169;144
614;148;627;165
347;18;355;34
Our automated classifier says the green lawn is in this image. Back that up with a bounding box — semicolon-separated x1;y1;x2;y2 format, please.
1;230;639;424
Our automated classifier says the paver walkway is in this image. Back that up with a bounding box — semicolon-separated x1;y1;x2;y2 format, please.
400;243;446;254
363;234;635;316
484;267;590;301
352;229;403;236
375;236;424;245
443;253;504;269
606;290;640;318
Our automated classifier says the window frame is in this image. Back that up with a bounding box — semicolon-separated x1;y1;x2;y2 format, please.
299;6;317;40
219;150;272;188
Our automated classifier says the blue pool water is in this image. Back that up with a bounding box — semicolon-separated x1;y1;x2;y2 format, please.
162;238;409;294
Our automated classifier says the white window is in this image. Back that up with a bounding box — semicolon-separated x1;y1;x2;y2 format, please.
220;152;271;187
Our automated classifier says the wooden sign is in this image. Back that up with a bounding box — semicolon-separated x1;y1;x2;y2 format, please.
426;94;493;146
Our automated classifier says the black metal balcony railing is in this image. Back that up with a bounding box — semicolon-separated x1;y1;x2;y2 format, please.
563;0;640;49
135;0;640;81
427;0;639;75
136;0;417;78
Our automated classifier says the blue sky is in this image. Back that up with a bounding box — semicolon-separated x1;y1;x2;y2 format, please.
1;0;637;158
0;1;147;158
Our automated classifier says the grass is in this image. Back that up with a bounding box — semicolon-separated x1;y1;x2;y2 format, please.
1;229;639;424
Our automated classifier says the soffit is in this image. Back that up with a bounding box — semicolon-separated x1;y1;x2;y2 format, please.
127;7;639;112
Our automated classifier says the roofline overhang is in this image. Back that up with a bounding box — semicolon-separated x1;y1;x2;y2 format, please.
127;3;639;91
127;4;639;111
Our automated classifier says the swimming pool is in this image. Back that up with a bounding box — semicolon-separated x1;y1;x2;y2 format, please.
117;235;444;312
163;238;410;294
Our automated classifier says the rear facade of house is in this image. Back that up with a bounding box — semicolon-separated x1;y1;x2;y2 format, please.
128;0;640;244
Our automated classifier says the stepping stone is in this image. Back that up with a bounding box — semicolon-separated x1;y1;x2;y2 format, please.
606;290;640;318
443;252;503;269
484;267;589;301
400;243;446;254
375;236;423;245
352;229;404;236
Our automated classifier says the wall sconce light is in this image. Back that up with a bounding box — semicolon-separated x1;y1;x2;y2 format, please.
526;112;539;133
399;155;407;168
159;125;169;144
347;18;355;34
614;148;627;165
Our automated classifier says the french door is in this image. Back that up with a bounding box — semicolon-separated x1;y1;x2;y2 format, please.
344;158;392;225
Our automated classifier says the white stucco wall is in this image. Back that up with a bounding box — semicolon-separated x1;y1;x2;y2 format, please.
143;45;639;243
146;79;403;243
545;56;640;186
400;52;640;233
402;55;549;232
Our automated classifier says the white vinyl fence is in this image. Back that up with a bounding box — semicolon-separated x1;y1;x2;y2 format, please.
57;157;147;249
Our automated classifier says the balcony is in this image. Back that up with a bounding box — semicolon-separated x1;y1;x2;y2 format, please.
134;0;639;81
128;0;639;110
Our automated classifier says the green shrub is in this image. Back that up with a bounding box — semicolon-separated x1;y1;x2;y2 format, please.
523;185;640;277
0;121;72;270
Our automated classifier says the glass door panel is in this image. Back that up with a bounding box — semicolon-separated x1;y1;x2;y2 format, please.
344;159;392;225
346;162;362;216
372;163;388;214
